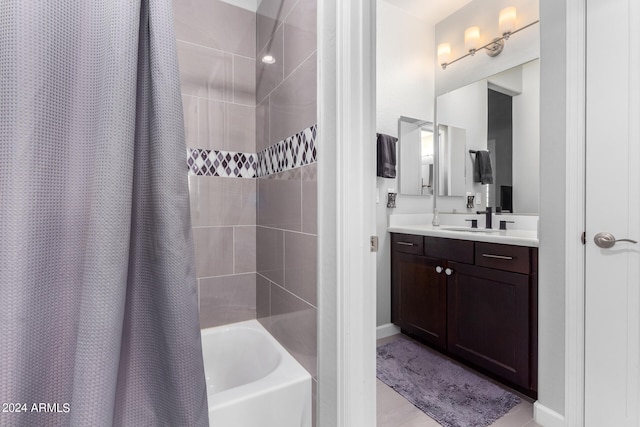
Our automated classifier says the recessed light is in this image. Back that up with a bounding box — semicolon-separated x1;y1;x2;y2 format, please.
262;55;276;64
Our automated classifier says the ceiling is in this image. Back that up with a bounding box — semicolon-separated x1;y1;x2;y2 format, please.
221;0;259;12
382;0;472;25
224;0;472;23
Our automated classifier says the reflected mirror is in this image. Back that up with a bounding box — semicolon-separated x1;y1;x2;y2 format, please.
435;59;539;213
437;124;466;196
398;117;434;196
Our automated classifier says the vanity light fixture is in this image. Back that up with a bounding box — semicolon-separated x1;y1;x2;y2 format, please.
438;7;539;70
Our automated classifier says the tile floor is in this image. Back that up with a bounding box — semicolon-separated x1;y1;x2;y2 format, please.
376;334;542;427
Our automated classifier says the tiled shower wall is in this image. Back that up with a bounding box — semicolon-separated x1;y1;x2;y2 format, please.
255;0;318;387
173;0;318;397
173;0;258;328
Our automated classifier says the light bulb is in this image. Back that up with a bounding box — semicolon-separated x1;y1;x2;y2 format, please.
499;7;517;37
437;43;451;67
464;26;480;52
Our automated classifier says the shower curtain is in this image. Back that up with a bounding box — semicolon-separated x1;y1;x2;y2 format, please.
0;1;208;425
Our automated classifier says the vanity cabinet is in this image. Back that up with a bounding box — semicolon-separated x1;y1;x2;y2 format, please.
392;252;447;348
390;233;538;396
390;234;473;350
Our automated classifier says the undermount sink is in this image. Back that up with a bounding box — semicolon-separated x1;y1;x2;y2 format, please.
441;227;502;233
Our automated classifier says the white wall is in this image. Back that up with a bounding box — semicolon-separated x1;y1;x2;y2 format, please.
376;2;434;136
376;0;434;326
435;0;540;96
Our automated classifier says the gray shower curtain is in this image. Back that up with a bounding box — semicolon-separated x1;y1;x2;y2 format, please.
0;1;209;426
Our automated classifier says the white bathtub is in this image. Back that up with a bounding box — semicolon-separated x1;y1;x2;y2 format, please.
201;319;312;427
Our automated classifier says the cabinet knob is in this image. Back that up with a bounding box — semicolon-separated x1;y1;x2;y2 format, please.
445;268;453;276
435;266;443;273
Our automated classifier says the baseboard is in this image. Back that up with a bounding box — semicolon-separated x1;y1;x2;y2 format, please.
534;402;565;427
376;323;400;340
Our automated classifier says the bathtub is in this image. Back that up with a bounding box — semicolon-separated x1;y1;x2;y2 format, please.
201;319;312;427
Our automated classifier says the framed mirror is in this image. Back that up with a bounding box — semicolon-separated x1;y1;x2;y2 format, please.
397;116;434;196
435;59;539;213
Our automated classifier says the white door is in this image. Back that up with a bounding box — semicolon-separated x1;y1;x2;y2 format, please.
585;0;640;425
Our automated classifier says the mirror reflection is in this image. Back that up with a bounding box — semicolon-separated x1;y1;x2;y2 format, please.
487;88;513;211
437;124;466;197
398;117;434;196
435;59;539;213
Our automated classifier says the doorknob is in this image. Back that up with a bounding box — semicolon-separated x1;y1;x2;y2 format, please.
593;232;638;248
435;266;443;274
445;268;453;276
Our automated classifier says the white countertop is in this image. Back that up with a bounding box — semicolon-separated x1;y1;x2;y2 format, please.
388;213;539;247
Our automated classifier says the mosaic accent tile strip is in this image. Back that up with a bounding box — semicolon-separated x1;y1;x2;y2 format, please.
187;124;317;178
187;148;258;178
256;124;317;177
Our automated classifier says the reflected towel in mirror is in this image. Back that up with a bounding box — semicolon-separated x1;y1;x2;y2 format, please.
473;150;493;184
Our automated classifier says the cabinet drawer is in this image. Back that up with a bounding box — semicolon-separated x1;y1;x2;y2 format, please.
475;242;530;274
391;233;424;255
425;237;474;264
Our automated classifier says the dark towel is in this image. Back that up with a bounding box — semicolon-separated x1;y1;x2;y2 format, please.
377;133;397;178
473;150;493;184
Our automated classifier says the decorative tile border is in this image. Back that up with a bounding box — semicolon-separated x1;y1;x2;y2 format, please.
187;124;317;178
256;124;317;177
187;148;258;178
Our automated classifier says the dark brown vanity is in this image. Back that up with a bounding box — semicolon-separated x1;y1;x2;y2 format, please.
391;232;538;398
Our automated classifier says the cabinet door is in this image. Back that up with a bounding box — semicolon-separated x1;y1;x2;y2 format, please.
391;252;447;349
447;262;530;388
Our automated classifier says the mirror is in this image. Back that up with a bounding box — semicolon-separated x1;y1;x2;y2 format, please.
397;117;434;196
435;59;540;213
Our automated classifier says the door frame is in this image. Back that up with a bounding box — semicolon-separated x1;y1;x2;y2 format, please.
561;0;587;426
317;0;592;426
317;0;377;426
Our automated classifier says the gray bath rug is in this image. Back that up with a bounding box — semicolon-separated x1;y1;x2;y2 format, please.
376;338;521;427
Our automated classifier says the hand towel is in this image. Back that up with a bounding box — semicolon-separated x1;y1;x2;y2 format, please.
377;133;398;178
